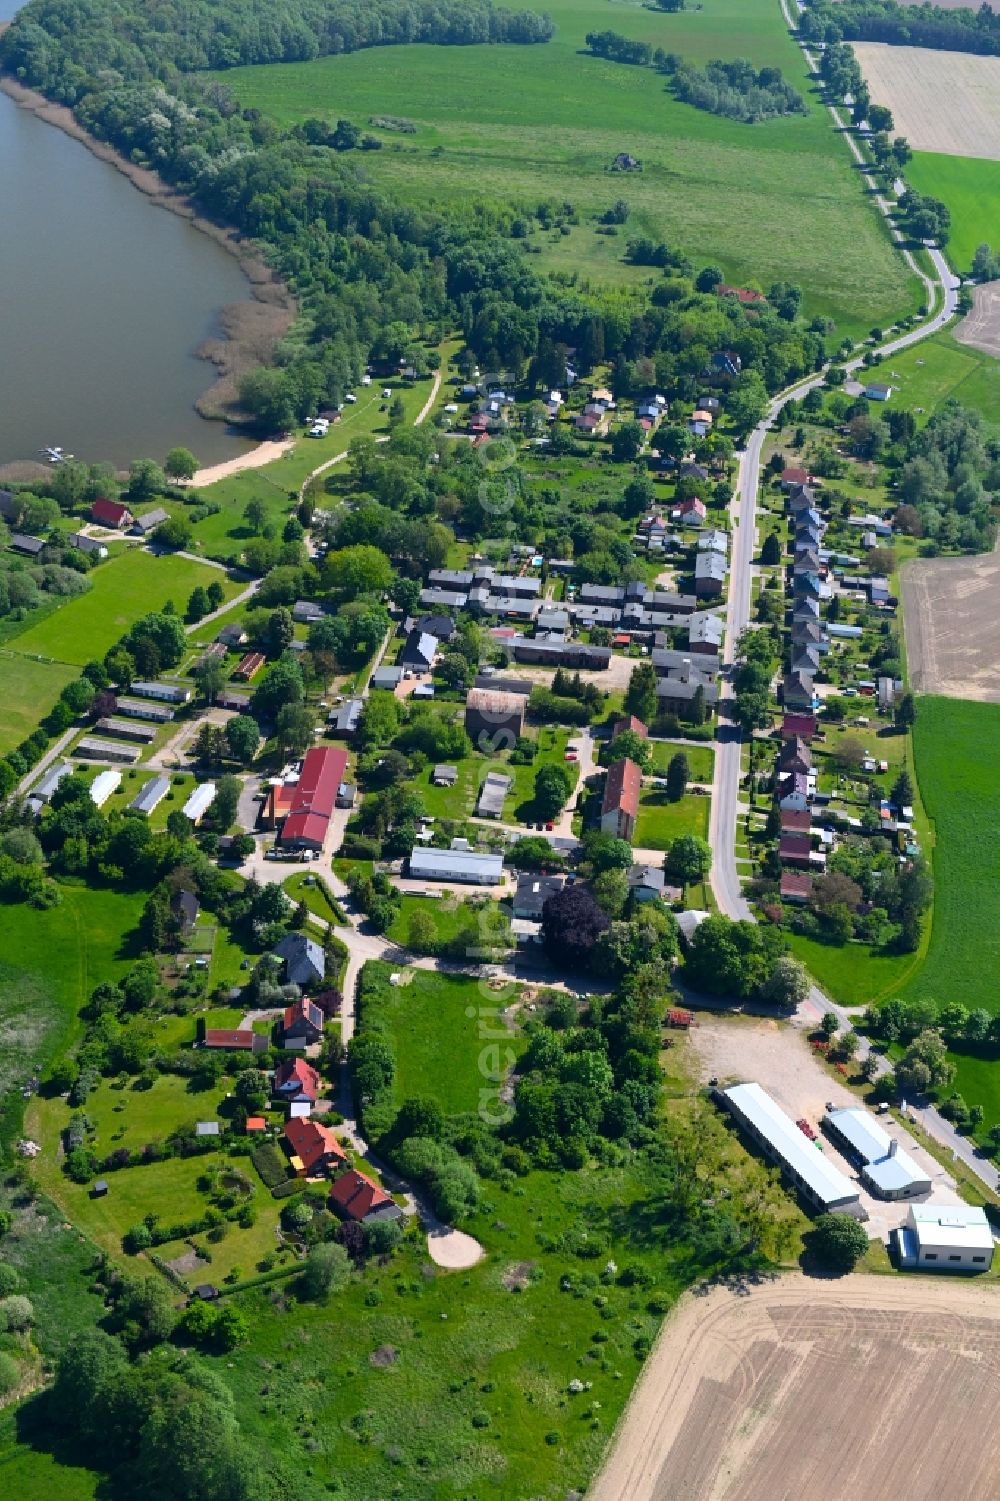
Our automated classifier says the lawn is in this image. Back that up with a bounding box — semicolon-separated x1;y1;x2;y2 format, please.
386;894;476;953
211;0;919;339
786;932;922;1008
900;697;1000;1016
363;962;527;1117
879;331;1000;436
633;790;709;850
0;883;144;1151
906;152;1000;277
0;655;76;756
10;548;240;665
283;870;342;925
647;740;714;782
414;726;574;823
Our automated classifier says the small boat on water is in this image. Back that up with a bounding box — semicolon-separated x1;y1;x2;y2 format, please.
38;446;73;463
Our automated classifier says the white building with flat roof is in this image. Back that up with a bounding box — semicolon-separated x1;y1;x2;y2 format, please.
822;1107;932;1200
897;1204;994;1273
720;1082;861;1214
408;847;503;886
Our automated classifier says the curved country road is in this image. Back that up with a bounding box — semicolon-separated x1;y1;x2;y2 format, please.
707;3;975;1180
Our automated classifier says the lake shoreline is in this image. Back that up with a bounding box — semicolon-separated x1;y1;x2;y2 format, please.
0;72;297;435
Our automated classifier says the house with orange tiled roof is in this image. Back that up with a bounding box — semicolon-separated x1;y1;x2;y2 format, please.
283;1117;345;1177
329;1167;403;1224
274;1057;321;1106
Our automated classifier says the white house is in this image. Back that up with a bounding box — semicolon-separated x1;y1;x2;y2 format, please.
408;847;503;885
896;1204;994;1273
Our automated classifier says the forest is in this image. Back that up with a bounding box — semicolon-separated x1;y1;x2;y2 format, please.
3;0;553;81
800;0;1000;57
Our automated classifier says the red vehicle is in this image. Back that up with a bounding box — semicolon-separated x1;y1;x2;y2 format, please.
796;1118;817;1140
564;751;578;762
545;821;554;831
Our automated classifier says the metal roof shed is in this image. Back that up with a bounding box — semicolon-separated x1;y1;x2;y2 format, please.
823;1107;931;1200
721;1083;861;1214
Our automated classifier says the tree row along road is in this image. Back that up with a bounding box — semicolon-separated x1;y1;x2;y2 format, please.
708;1;978;1183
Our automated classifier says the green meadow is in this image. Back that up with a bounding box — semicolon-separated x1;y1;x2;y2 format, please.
906;152;1000;277
10;548;239;665
879;332;1000;436
0;882;143;1149
211;0;919;338
902;697;1000;1015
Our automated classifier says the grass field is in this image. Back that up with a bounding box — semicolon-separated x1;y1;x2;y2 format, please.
879;331;1000;436
646;740;714;781
901;698;1000;1019
366;963;527;1115
210;0;919;338
386;894;478;952
10;549;239;665
787;932;921;1007
189;366;440;561
633;790;709;850
0;655;76;755
0;884;143;1146
906;153;1000;277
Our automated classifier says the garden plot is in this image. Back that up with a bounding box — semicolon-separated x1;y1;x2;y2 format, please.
853;44;1000;160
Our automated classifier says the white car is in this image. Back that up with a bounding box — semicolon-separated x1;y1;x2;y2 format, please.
362;374;372;386
308;423;327;438
382;387;392;398
345;393;357;403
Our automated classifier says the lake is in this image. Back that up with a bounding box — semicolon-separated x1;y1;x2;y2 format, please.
0;11;254;468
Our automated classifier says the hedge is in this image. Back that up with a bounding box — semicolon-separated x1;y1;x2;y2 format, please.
252;1142;289;1190
272;1178;308;1200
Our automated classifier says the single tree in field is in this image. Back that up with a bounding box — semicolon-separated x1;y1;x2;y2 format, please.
808;1213;869;1273
244;497;267;535
164;446;198;481
664;834;711;893
625;661;658;723
665;751;689;802
891;770;913;807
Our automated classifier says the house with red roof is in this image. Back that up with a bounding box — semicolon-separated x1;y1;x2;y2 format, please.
780;808;812;836
282;995;325;1045
91;498;133;529
245;1117;267;1133
780;871;812;904
278;745;349;851
284;1117;346;1177
274;1057;321;1105
781;712;818;742
717;285;767;306
779;834;814;869
329;1168;403;1224
612;714;648;741
601;757;641;841
671;497;707;526
203;1028;266;1053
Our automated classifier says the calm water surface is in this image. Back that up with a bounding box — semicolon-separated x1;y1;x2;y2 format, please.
0;12;253;467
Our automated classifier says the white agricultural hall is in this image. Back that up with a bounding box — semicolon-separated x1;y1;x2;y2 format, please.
897;1204;994;1273
183;782;217;825
129;775;170;815
720;1082;861;1213
822;1106;931;1200
408;847;504;885
90;770;122;808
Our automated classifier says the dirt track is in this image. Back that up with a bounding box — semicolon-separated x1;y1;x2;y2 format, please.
589;1273;1000;1501
901;553;1000;701
954;280;1000;360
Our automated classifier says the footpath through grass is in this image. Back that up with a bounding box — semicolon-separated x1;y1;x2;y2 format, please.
211;0;918;338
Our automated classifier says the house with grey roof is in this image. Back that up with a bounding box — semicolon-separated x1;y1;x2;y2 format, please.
274;932;326;988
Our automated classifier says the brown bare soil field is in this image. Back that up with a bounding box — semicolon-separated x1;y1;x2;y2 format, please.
589;1274;1000;1501
954;279;1000;359
853;44;1000;160
901;554;1000;700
